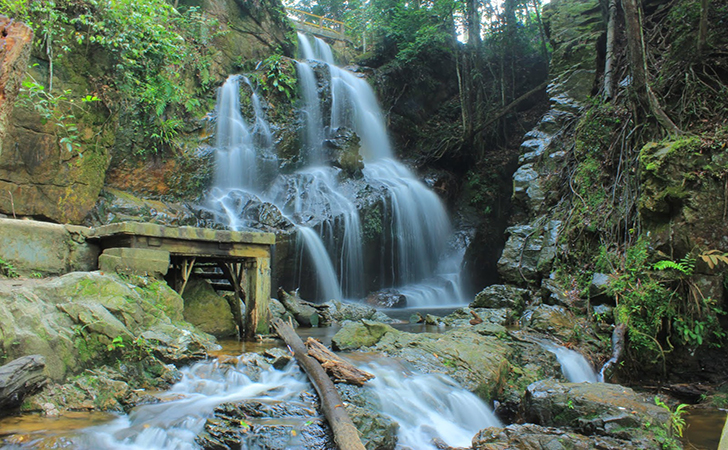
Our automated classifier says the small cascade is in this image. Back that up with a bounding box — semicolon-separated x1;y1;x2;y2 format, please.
213;75;257;191
295;61;325;165
365;362;501;449
297;226;343;302
543;343;599;383
75;357;311;449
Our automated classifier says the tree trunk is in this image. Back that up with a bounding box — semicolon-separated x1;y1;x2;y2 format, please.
0;355;47;416
621;0;680;134
272;319;366;450
532;0;549;59
603;0;618;99
697;0;709;55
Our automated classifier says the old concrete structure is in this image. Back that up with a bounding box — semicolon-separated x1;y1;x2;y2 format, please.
92;222;275;339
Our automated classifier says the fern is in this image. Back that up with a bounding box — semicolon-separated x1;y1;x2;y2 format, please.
653;254;695;275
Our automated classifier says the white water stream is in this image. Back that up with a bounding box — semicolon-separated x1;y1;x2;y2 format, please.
542;343;599;383
65;355;498;449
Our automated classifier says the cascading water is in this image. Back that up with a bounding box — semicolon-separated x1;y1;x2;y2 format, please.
295;33;463;305
365;361;501;449
206;33;465;305
72;356;313;449
542;342;599;383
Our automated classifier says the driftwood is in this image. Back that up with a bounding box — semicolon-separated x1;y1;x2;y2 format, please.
272;318;366;450
305;338;374;386
469;310;483;325
0;355;47;416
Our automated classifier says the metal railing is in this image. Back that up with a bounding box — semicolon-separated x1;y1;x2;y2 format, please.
286;8;346;36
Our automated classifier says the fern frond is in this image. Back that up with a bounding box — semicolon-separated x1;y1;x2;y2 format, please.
653;260;689;274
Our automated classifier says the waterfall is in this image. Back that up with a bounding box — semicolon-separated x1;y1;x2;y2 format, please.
207;34;464;305
297;226;343;302
296;33;461;305
213;75;257;191
542;343;599;383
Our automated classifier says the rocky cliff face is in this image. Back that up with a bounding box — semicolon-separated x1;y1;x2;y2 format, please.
0;0;295;224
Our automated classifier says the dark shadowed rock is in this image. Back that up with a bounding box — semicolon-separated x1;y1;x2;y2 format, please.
365;289;407;308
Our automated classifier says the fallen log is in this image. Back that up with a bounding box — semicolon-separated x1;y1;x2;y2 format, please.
272;318;366;450
305;338;374;386
0;355;47;416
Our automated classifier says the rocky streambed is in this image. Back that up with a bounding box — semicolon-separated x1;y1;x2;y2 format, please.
0;271;712;449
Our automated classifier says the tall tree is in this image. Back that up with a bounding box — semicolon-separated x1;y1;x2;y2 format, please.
621;0;680;134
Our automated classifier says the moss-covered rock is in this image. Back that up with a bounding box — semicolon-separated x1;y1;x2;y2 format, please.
331;320;397;351
522;380;671;446
0;272;216;382
182;277;237;338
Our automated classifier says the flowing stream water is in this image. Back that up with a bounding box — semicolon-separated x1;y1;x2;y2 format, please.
0;353;500;449
541;342;599;383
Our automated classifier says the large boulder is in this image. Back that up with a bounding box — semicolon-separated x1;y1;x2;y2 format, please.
331;320;397;351
473;424;652;450
472;285;529;312
182;277;237;338
522;380;671;443
0;218;99;276
0;272;215;381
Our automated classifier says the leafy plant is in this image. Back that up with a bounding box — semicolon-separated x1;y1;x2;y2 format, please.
15;76;99;153
653;254;695;275
107;335;125;352
0;258;19;278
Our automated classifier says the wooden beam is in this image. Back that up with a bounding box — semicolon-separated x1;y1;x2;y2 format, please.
272;319;366;450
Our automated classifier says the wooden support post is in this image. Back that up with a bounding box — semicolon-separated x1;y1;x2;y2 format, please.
220;261;245;340
243;256;271;339
272;318;366;450
177;257;196;296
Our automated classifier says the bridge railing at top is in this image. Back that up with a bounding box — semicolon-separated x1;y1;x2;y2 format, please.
286;8;346;36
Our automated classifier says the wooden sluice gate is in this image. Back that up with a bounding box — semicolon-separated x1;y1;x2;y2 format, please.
92;222;275;340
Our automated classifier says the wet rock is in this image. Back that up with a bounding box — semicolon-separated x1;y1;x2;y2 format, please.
346;403;398;450
335;379;399;449
471;285;529;312
442;307;513;328
197;400;336;450
592;304;614;323
497;224;543;285
472;423;651;449
325;300;397;324
263;348;293;370
182;277;237;338
331;320;397;351
522;379;670;443
278;288;329;327
520;305;576;341
365;289;406;308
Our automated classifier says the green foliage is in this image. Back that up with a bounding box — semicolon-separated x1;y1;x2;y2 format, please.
0;258;20;278
650;396;688;449
106;335;125;352
254;54;297;102
605;239;726;369
653;254;695;276
16;75;100;153
3;0;225;155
